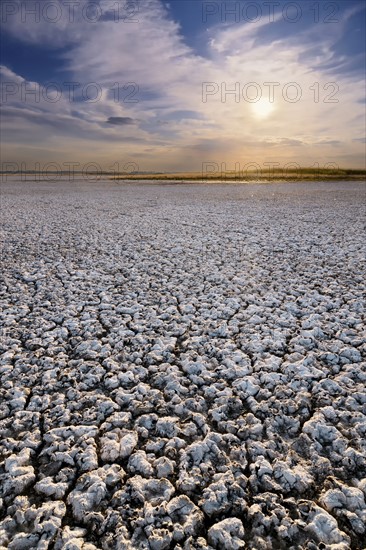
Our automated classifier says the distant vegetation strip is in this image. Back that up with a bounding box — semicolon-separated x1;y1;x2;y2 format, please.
2;169;365;181
111;168;366;181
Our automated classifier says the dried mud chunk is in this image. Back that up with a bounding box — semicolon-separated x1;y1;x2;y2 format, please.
208;518;245;550
130;476;175;506
167;495;204;541
100;430;138;461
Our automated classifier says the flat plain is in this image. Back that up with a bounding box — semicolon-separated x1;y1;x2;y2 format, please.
0;178;365;549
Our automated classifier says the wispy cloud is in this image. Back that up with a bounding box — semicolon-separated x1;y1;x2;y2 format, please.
106;117;136;126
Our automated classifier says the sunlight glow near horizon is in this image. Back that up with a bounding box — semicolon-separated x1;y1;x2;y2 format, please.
250;98;276;120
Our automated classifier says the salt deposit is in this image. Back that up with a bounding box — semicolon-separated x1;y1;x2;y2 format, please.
0;178;365;548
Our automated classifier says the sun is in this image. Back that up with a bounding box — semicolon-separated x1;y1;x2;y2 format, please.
251;98;275;119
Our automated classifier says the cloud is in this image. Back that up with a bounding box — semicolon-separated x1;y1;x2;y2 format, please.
106;117;136;125
273;138;304;147
1;0;365;169
317;140;341;146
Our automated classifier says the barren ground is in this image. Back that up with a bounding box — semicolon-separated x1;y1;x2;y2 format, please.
0;179;365;549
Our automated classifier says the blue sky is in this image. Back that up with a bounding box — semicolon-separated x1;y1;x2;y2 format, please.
1;0;365;171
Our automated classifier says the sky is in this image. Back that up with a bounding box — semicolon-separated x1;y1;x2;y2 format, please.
0;0;365;173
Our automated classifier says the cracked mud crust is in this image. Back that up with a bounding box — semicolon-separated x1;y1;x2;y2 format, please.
0;179;365;549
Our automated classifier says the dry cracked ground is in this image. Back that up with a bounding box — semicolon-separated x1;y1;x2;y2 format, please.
0;178;365;550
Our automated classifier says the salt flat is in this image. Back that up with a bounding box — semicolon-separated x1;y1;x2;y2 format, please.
0;179;365;549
